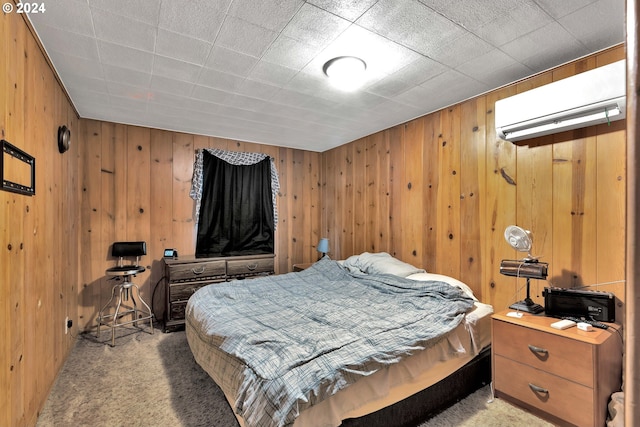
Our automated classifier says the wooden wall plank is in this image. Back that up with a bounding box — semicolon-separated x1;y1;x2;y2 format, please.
150;129;174;317
422;114;439;271
341;144;355;257
483;86;518;311
460;98;486;298
171;133;195;257
388;125;404;258
436;107;462;277
276;147;291;270
351;138;366;255
5;11;27;425
403;119;424;264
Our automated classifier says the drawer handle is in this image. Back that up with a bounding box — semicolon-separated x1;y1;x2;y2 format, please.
246;263;258;271
191;266;206;275
528;344;548;355
528;383;549;395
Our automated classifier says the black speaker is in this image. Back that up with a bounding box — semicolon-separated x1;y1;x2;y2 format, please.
543;287;615;322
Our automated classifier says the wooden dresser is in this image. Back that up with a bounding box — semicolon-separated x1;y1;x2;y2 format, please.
492;310;622;427
163;253;275;332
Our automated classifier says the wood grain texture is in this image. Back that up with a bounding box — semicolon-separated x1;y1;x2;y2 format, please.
75;127;323;329
1;10;79;427
0;8;629;427
322;46;626;314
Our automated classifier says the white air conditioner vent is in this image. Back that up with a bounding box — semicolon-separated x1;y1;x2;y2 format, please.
495;60;626;142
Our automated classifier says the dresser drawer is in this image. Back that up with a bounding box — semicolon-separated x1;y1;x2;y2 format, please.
495;355;593;427
167;260;226;282
169;281;216;302
169;301;187;321
493;319;593;387
226;257;274;278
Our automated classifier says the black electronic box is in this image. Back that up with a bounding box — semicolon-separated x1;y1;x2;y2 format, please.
543;287;615;323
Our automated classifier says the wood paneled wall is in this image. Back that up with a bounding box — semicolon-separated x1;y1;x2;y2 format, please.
0;6;628;426
0;10;80;427
77;121;322;330
322;46;626;313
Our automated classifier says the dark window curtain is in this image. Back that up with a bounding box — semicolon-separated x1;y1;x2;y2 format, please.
195;152;274;257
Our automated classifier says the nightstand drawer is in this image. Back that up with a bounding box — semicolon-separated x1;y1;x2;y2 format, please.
227;257;274;278
495;355;593;427
493;319;593;387
167;260;226;282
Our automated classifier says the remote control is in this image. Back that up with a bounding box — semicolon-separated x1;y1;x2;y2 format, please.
551;319;576;330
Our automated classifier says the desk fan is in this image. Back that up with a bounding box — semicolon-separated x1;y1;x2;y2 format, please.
500;225;547;313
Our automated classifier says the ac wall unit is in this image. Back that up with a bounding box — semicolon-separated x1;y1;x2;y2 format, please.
495;60;626;142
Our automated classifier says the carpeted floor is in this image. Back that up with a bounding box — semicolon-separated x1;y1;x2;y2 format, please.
36;323;553;427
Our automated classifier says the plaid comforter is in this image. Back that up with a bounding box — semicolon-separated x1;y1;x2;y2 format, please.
186;257;475;427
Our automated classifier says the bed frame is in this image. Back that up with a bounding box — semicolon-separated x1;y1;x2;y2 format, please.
340;346;492;427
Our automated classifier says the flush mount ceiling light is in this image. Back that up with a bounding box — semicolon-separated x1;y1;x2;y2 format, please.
323;56;367;91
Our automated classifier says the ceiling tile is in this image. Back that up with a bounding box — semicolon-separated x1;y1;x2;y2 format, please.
156;29;212;66
559;0;625;51
227;0;304;32
236;79;281;100
98;41;154;74
423;0;527;31
191;85;234;105
282;3;351;48
49;51;104;79
356;0;465;57
92;9;156;52
150;75;195;97
28;0;94;37
262;35;321;70
204;46;259;77
534;0;600;19
153;55;202;82
197;68;246;91
500;22;589;72
474;1;552;47
158;0;231;41
215;16;279;58
306;0;378;21
456;49;532;88
248;61;298;87
103;64;152;87
31;25;99;61
89;0;161;25
428;31;494;68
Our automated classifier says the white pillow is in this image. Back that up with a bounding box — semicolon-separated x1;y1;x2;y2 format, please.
343;252;426;278
406;272;478;300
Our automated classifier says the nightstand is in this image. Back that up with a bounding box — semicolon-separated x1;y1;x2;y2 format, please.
491;310;622;427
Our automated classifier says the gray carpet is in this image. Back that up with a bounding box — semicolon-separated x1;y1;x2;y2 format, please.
37;324;553;427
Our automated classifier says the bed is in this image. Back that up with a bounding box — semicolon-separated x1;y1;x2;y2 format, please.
186;253;493;427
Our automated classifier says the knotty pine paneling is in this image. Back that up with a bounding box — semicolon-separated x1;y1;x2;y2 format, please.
322;45;626;310
77;122;322;329
1;10;80;427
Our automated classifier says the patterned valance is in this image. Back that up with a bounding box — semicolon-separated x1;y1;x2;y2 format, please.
190;148;279;229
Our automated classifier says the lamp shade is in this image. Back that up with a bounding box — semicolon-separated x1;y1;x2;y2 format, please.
317;238;329;254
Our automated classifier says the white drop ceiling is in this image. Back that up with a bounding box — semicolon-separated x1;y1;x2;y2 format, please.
28;0;625;152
